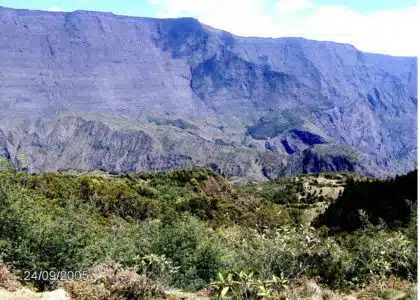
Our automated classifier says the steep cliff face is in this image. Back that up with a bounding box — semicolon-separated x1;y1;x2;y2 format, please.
0;7;417;178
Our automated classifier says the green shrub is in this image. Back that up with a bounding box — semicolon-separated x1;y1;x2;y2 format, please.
133;183;159;198
0;185;108;290
308;227;417;289
212;271;288;299
150;215;223;291
0;168;416;295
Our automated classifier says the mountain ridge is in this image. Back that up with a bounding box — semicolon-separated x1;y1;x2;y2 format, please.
1;5;417;59
0;6;417;179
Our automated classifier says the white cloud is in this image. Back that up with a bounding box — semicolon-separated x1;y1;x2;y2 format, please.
45;7;63;12
275;0;315;15
152;0;276;37
148;0;419;56
280;5;420;56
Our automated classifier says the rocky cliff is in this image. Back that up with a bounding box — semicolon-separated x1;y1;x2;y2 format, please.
0;6;417;179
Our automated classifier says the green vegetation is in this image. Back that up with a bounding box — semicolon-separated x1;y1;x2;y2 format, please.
314;170;417;231
246;109;305;139
149;118;198;130
0;162;417;298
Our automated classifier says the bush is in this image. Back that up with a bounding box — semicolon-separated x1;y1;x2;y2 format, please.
64;262;166;300
150;215;223;291
212;271;288;299
262;183;299;205
220;226;324;281
0;185;109;290
308;227;417;289
0;264;21;292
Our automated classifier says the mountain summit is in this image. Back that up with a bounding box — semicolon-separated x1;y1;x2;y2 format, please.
0;7;417;179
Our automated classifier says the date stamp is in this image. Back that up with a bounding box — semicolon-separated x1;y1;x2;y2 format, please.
22;270;88;281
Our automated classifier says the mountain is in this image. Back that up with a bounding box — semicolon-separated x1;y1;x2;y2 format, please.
0;6;417;179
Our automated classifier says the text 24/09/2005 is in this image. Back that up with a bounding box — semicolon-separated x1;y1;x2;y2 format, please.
22;270;88;281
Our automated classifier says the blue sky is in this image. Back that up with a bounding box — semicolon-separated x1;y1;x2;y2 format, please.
0;0;416;14
0;0;159;16
0;0;418;55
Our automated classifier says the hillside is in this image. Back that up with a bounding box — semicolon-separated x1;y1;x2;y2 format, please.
0;164;417;299
0;6;417;179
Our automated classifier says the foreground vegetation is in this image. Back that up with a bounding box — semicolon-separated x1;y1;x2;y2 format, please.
0;160;417;299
